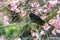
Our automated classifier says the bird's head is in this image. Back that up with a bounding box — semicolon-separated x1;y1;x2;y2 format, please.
29;11;36;17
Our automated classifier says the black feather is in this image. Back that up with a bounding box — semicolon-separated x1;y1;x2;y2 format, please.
29;13;45;26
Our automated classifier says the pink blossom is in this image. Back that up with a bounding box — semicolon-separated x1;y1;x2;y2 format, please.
3;20;7;23
52;29;56;35
16;1;20;6
0;37;5;40
49;19;56;25
32;32;38;38
0;2;6;7
21;11;27;17
47;8;52;12
29;8;32;12
43;9;48;14
57;1;60;4
57;11;60;14
53;23;58;28
31;2;40;8
3;22;9;26
3;15;9;22
28;1;32;5
53;18;60;29
10;2;17;7
57;8;60;14
0;12;4;17
42;23;51;30
56;29;60;33
34;11;39;15
37;9;43;14
41;16;47;20
15;8;20;13
9;0;20;11
10;2;17;11
48;0;57;7
40;31;45;35
15;38;21;40
3;15;9;26
11;6;17;11
43;0;46;3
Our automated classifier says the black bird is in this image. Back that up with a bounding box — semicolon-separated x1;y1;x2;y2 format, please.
29;12;45;26
29;13;60;39
29;12;55;31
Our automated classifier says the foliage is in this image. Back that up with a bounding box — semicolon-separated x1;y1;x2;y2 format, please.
0;0;60;40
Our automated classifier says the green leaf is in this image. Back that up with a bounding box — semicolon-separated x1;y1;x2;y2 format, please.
0;17;3;26
14;23;30;37
45;9;58;23
3;24;17;37
57;4;60;8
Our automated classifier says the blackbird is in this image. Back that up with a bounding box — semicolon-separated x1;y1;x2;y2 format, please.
29;12;55;30
29;12;45;26
29;13;56;39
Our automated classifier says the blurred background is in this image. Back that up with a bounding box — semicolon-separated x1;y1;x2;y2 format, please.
0;0;60;40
